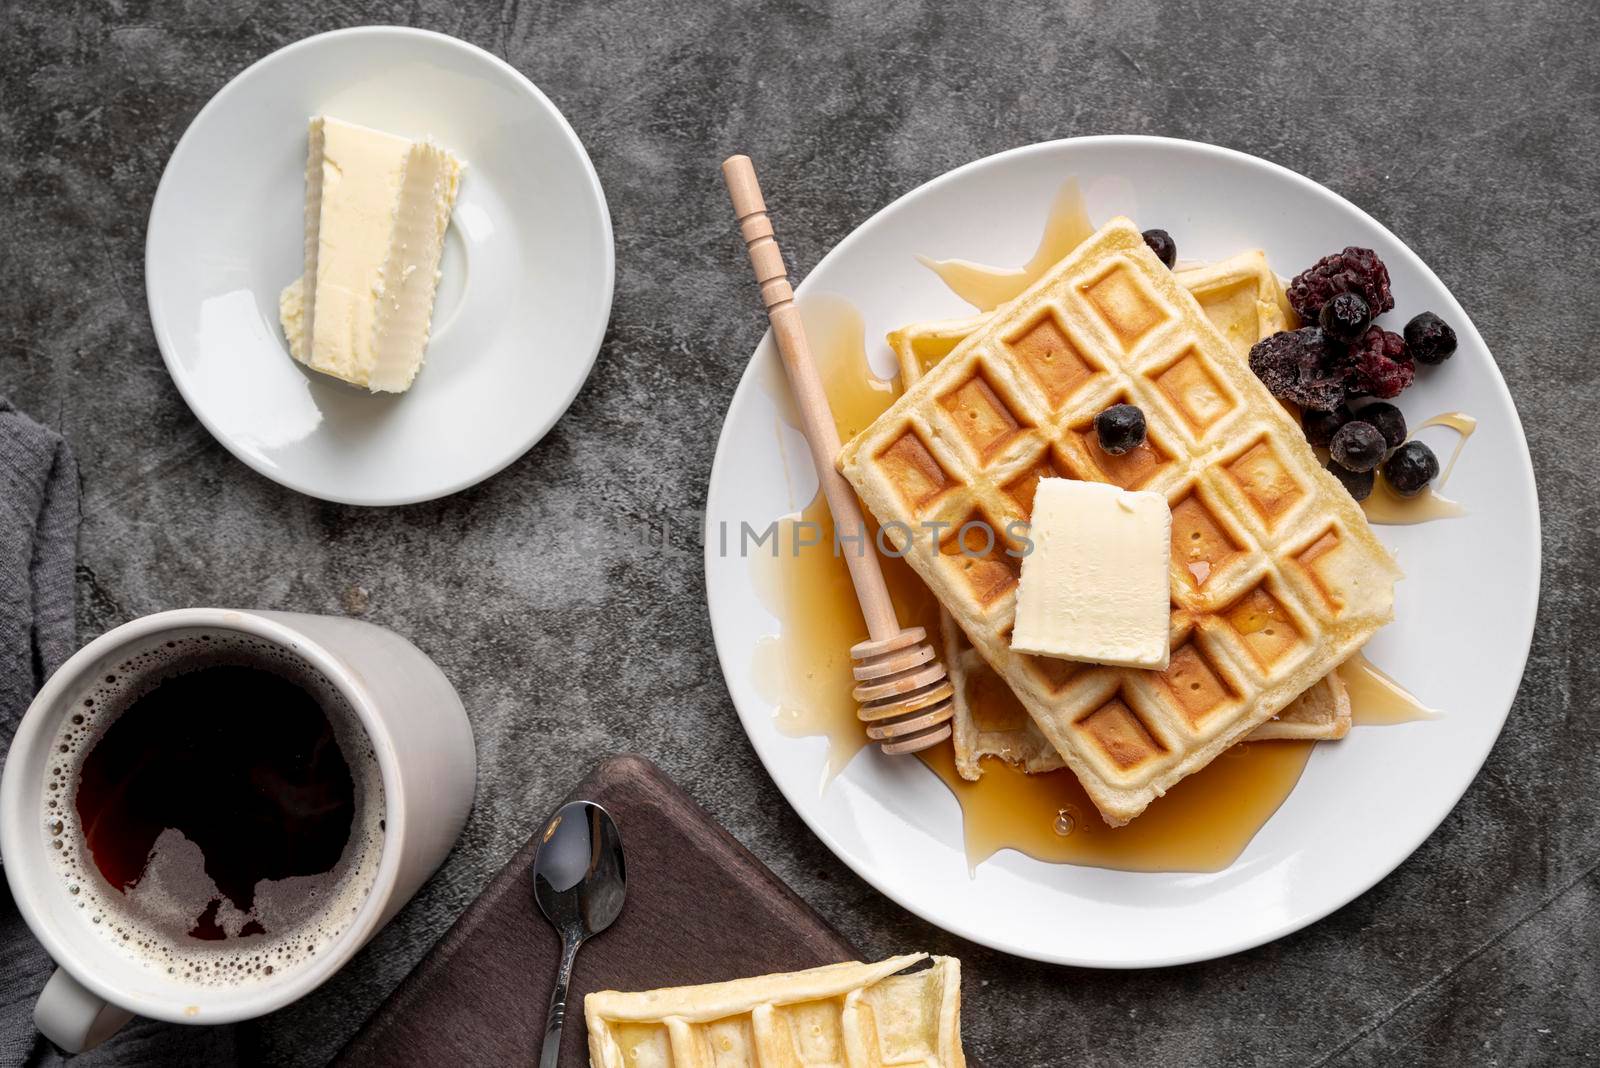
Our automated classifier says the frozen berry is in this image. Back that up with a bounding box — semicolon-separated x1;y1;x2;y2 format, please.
1346;325;1414;399
1356;402;1406;450
1142;229;1176;268
1248;328;1346;411
1302;404;1354;448
1287;247;1394;322
1329;421;1387;473
1095;403;1147;455
1404;312;1457;365
1318;292;1371;343
1327;458;1375;502
1383;441;1440;497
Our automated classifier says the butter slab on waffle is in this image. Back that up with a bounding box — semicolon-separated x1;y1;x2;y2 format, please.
840;218;1399;825
585;954;964;1068
890;250;1348;781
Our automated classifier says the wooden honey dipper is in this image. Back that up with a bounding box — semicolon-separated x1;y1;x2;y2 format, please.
722;154;954;756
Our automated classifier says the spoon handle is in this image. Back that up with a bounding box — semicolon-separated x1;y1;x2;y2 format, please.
539;933;582;1068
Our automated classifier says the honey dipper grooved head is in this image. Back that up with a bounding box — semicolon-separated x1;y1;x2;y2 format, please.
850;628;955;756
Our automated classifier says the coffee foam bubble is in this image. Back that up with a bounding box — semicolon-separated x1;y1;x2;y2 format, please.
44;628;385;989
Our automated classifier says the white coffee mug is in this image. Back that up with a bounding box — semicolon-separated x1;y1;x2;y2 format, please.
0;608;477;1053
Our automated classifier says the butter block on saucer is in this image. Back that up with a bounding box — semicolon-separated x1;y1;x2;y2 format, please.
280;116;462;393
1011;478;1172;670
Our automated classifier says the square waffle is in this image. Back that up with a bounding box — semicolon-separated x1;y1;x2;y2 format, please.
888;250;1347;781
840;218;1400;824
585;954;964;1067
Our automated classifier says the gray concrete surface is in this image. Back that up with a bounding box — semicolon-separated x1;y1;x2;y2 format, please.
3;0;1597;1064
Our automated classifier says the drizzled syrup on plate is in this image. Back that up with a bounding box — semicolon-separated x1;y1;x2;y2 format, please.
1361;412;1476;525
1338;652;1437;725
917;179;1094;312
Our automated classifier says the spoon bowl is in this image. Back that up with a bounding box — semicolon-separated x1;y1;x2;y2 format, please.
534;800;627;934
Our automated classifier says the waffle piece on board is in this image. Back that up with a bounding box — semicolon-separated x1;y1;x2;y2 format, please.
585;954;964;1068
889;250;1345;781
840;218;1399;824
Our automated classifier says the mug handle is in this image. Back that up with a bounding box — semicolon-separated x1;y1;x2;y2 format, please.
35;967;134;1053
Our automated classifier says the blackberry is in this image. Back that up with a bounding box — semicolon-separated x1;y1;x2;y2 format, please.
1383;441;1440;497
1141;229;1177;268
1356;402;1407;450
1329;421;1387;473
1346;325;1414;399
1302;404;1354;448
1327;459;1375;502
1404;312;1457;365
1095;403;1147;455
1248;328;1346;411
1287;247;1394;322
1318;292;1372;343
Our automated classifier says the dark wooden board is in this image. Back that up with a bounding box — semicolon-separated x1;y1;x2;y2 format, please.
333;755;862;1067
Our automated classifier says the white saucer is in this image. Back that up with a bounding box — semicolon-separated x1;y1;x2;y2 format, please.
704;136;1540;967
146;27;613;505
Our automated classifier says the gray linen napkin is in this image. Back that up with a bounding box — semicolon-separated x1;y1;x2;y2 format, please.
0;398;78;757
0;396;81;1066
0;400;236;1066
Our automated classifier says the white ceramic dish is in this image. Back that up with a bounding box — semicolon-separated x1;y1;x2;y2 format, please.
146;27;613;505
704;136;1539;967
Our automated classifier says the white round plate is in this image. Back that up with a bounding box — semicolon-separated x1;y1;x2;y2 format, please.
704;136;1539;967
146;27;613;505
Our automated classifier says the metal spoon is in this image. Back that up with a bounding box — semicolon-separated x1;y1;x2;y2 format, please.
532;800;626;1068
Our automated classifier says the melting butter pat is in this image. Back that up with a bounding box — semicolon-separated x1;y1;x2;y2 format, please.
1011;478;1172;670
280;116;462;393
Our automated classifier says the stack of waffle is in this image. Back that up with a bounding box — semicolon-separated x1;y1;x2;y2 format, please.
889;250;1352;780
585;955;964;1067
840;219;1400;825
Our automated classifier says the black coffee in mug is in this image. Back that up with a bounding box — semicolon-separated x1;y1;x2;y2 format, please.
44;630;384;987
77;663;355;939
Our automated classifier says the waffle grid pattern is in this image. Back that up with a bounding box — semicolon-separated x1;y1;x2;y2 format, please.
889;251;1350;780
841;219;1398;824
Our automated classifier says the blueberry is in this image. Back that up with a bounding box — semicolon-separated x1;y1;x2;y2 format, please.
1318;292;1371;343
1327;459;1375;501
1141;229;1176;268
1095;403;1147;455
1355;402;1406;450
1404;312;1457;365
1329;421;1386;473
1302;404;1354;448
1383;441;1440;497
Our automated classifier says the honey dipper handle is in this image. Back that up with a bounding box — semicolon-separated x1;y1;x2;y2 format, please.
722;154;900;640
